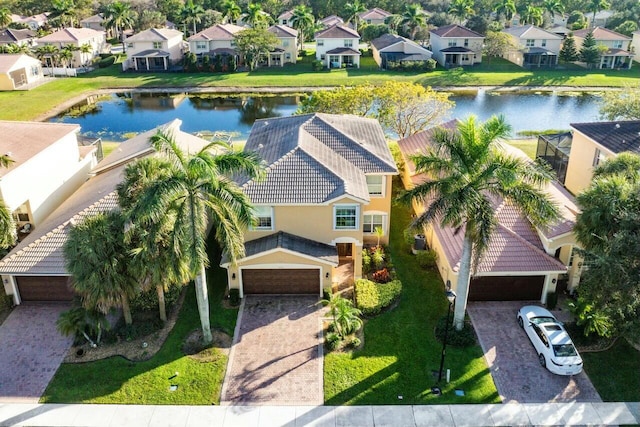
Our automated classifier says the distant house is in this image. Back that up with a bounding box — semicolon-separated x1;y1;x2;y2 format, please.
187;23;244;66
590;10;614;27
0;54;44;90
573;27;633;69
266;25;298;66
80;14;106;33
278;10;294;26
315;24;360;68
0;28;37;48
10;13;48;30
502;25;563;68
370;33;432;69
429;24;484;67
358;8;392;26
548;24;571;39
123;28;184;71
319;15;345;28
631;31;640;62
36;28;105;68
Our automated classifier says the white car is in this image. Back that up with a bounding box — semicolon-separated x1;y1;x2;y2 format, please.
517;305;583;376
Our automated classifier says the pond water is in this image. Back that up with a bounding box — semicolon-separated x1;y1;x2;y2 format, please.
51;90;603;141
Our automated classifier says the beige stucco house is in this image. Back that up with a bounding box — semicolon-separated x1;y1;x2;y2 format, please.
10;13;48;30
398;122;582;310
502;25;563;68
123;28;185;71
187;23;244;65
80;14;106;33
266;25;298;65
277;10;294;26
370;33;432;69
632;31;640;62
36;28;105;68
221;113;398;297
315;24;361;68
0;28;37;48
358;8;392;26
573;27;633;69
429;24;484;68
0;54;44;90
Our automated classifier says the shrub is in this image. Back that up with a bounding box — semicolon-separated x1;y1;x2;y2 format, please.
355;278;402;316
371;268;392;283
311;60;324;71
546;291;558;310
371;246;385;269
98;55;116;68
362;249;372;274
228;288;240;306
435;315;477;347
326;332;341;350
130;285;182;312
403;228;416;246
386;59;436;72
416;249;438;269
349;336;361;348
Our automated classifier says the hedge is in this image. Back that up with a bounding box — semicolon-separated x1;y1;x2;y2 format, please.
98;55;116;68
355;278;402;316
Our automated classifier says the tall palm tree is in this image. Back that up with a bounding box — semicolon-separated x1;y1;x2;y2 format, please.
103;1;137;49
344;0;366;32
0;7;12;28
126;131;264;344
0;153;16;251
519;5;544;26
494;0;516;26
50;0;76;28
289;5;315;48
35;44;60;69
243;3;269;28
448;0;475;24
587;0;610;27
64;211;140;325
400;116;559;330
385;14;402;34
181;0;205;35
222;0;242;24
542;0;565;21
401;4;427;40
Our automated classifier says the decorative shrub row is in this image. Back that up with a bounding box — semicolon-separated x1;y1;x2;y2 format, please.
434;315;477;347
355;278;402;316
415;249;438;269
98;55;116;68
387;59;436;72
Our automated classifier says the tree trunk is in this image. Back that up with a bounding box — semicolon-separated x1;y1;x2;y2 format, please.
157;284;167;322
195;264;213;344
193;22;197;36
453;234;473;331
122;293;133;325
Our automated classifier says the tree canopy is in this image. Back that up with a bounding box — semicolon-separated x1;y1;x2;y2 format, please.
234;27;278;70
599;83;640;120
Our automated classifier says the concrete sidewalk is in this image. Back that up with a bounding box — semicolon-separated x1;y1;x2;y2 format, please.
0;402;638;426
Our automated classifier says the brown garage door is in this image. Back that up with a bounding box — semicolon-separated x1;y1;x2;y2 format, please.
16;276;74;302
242;269;319;294
469;276;544;301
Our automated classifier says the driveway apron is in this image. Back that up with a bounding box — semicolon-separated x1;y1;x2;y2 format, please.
468;301;602;403
0;303;73;403
221;296;323;405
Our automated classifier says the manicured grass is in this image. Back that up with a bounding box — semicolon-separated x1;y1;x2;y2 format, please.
40;238;237;404
101;142;120;158
505;138;537;160
323;181;500;405
581;339;640;402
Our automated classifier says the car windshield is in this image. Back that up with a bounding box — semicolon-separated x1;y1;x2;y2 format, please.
553;343;578;357
530;316;555;325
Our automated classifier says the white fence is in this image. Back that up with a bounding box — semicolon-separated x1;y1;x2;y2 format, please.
43;67;77;77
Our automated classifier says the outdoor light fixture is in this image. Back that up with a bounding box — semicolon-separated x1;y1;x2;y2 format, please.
435;289;457;390
325;272;329;278
232;273;236;280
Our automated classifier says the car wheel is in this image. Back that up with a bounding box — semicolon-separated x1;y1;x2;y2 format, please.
518;316;524;329
538;353;546;368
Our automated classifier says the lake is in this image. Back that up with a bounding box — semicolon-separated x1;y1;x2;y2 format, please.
52;90;603;141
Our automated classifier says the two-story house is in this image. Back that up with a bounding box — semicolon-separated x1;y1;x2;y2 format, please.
0;54;44;90
633;31;640;62
502;25;563;68
370;33;433;69
277;10;294;26
123;28;184;71
429;24;484;67
221;113;398;297
266;25;298;66
0;28;37;48
573;27;633;69
36;28;105;68
358;8;392;26
80;14;106;34
315;24;361;68
319;16;345;28
10;13;48;30
187;23;244;65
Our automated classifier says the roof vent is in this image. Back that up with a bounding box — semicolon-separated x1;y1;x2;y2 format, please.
5;152;11;157
258;144;264;149
615;123;620;129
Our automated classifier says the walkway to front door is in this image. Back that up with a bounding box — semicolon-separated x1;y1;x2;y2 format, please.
220;296;324;405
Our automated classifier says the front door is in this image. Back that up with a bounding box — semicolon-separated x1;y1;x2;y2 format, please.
336;243;352;257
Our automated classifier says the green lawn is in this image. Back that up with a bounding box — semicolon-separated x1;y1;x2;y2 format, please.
505;138;537;160
324;182;500;405
40;237;237;404
582;339;640;402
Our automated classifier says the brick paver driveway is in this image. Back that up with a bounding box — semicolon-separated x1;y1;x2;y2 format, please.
468;301;601;403
221;296;323;405
0;303;73;403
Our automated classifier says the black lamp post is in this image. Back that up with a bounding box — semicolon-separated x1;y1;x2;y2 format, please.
437;289;457;383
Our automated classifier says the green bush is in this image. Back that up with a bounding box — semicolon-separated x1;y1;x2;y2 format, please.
229;288;240;306
386;59;436;72
355;278;402;316
362;249;372;274
311;60;324;71
98;55;116;68
416;249;438;269
349;336;361;348
435;315;477;347
130;285;182;313
326;332;341;350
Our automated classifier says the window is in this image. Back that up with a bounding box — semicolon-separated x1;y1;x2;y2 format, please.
334;205;358;230
230;40;236;46
285;53;291;60
317;39;324;46
614;40;623;48
541;39;547;47
282;40;289;47
463;38;469;47
251;206;273;230
593;148;606;167
526;39;535;47
196;41;207;50
568;247;575;267
344;39;353;47
448;40;457;47
153;41;162;49
320;54;326;60
282;19;287;25
127;43;134;48
366;19;371;24
363;214;385;233
366;175;384;195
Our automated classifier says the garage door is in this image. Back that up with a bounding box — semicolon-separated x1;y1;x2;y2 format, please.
242;269;320;294
469;276;545;301
16;276;74;302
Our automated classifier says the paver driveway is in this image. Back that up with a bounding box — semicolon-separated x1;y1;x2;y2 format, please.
0;303;73;403
221;296;323;405
468;301;601;404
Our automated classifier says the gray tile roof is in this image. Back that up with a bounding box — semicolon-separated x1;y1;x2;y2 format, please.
0;28;36;43
431;24;484;38
325;47;360;55
268;25;297;38
503;25;562;40
573;26;631;41
315;24;359;39
131;49;170;58
125;28;182;42
221;231;339;265
241;113;397;204
358;8;392;20
371;33;402;50
570;120;640;155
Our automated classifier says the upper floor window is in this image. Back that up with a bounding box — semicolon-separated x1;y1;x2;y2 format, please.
282;40;289;47
282;19;287;25
541;39;547;47
153;41;162;49
613;40;623;48
366;19;371;24
366;175;384;196
593;148;607;167
344;39;353;47
463;38;469;47
196;41;207;49
317;39;324;46
448;40;457;47
251;206;274;230
363;214;385;234
230;40;237;46
334;205;359;230
127;42;134;48
526;39;535;47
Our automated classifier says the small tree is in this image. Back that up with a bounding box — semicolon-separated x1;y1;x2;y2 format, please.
580;30;600;68
599;83;640;120
234;27;278;70
483;31;516;63
559;33;580;63
57;306;109;347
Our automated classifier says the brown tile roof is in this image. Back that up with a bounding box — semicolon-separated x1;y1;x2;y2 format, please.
188;24;244;41
37;27;103;43
320;16;344;26
268;25;297;38
315;24;359;39
0;120;79;178
430;24;484;38
573;26;631;41
358;8;392;20
125;28;182;42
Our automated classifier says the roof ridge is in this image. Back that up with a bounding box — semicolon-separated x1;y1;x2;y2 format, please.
496;222;565;269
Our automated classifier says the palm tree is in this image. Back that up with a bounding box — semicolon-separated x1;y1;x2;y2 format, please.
103;1;137;49
0;7;12;28
78;43;92;67
59;45;76;70
385;14;402;34
587;0;610;27
519;5;544;26
399;116;559;330
542;0;565;21
57;306;109;347
35;44;60;70
289;5;315;49
448;0;474;24
243;3;269;28
494;0;516;26
50;0;76;28
401;4;427;40
344;0;366;32
64;211;140;325
222;0;242;24
181;0;205;35
126;130;264;344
